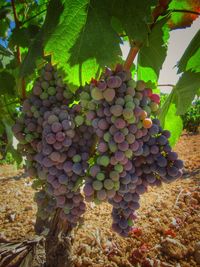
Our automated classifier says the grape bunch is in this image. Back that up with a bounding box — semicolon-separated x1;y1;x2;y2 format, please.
13;64;94;228
80;65;183;236
13;63;183;237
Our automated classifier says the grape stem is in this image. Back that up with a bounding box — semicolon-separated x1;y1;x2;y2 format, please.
11;0;26;100
124;45;140;71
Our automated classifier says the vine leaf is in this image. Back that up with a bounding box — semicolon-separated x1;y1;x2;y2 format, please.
0;71;16;96
20;0;65;77
137;16;170;82
110;0;158;42
69;0;122;68
168;0;200;30
174;71;200;115
177;29;200;73
159;90;183;146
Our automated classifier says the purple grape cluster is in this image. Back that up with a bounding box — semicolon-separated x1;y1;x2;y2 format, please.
13;64;95;227
80;65;183;236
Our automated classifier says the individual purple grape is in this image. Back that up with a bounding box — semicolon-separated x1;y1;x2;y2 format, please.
167;151;178;161
107;75;122;88
51;122;62;133
150;145;159;154
174;159;184;169
45;133;56;144
83;184;94;196
56;131;65;142
157;135;168;145
114;131;125;143
156;155;167;167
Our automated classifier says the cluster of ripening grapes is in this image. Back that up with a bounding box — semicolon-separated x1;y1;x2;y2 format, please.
13;63;183;236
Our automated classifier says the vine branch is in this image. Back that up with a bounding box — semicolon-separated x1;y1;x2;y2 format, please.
158;84;174;87
171;9;200;16
11;0;26;100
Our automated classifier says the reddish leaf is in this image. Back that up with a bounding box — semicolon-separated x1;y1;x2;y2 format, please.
168;0;200;30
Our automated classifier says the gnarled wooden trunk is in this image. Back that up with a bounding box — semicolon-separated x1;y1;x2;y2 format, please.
45;209;74;267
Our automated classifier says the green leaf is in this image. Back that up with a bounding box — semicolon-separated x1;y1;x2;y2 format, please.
0;71;16;95
69;0;121;67
137;16;170;82
186;47;200;73
45;0;97;90
20;0;65;77
110;0;158;42
159;90;183;146
174;71;200;115
168;0;200;30
177;29;200;73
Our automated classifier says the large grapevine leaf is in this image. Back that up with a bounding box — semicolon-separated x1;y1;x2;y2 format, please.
159;90;183;146
69;0;121;68
137;16;170;82
20;0;64;77
173;71;200;115
186;48;200;72
168;0;200;30
110;0;158;42
177;29;200;73
45;0;101;89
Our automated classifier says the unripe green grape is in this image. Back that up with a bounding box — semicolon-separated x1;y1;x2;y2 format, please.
98;155;110;167
88;102;96;110
150;102;159;112
114;164;123;173
33;111;40;118
126;116;136;124
40;92;48;100
137;121;143;129
121;127;129;136
109;171;119;181
103;132;111;142
63;90;73;99
73;154;81;163
48;86;56;96
125;101;135;109
96;172;105;181
124;95;133;102
91;87;103;101
111;116;116;123
75;115;84;126
108;141;117;152
41;81;49;90
80;99;89;108
104;179;114;190
144;105;151;115
125;149;133;158
80;92;90;100
94;198;101;205
123;108;133;120
114;181;120;191
127;79;136;88
136;80;146;91
93;180;103;190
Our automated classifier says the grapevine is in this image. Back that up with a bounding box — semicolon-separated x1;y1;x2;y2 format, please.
13;63;183;237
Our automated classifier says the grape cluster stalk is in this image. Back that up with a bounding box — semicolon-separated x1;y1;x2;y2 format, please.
13;63;183;237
